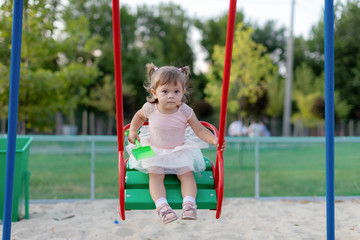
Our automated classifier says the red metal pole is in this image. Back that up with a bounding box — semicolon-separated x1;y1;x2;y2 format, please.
112;0;125;220
112;0;124;150
215;0;237;219
218;0;236;148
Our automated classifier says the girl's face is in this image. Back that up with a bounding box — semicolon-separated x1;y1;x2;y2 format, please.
151;82;185;113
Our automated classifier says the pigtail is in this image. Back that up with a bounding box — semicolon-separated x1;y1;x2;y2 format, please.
144;63;158;103
179;66;190;80
178;66;191;103
146;63;157;80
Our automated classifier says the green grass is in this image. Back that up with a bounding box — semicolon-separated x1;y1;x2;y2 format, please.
27;141;360;199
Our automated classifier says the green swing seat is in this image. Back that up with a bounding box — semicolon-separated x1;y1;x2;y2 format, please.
118;121;224;220
124;157;217;210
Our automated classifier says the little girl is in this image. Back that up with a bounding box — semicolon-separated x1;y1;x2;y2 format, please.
126;63;226;224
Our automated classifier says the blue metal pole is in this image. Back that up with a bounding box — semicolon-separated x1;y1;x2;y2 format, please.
324;0;335;239
2;0;24;239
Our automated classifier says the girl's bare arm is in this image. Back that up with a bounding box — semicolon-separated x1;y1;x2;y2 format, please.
128;109;147;144
188;113;226;151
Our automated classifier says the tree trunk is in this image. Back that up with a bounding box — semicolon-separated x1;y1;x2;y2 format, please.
17;120;26;134
339;120;345;136
96;117;103;135
82;110;88;135
89;112;95;135
269;118;276;136
1;119;6;134
107;115;113;135
317;122;325;136
70;110;75;126
293;119;303;136
17;121;21;134
348;119;354;136
21;120;26;134
56;112;63;135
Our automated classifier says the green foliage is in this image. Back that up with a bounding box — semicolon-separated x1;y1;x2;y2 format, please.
306;0;360;119
0;0;102;131
334;92;352;119
251;20;287;66
0;65;60;132
205;23;278;119
293;63;323;95
0;2;13;65
333;0;360;118
0;64;10;119
0;0;60;70
194;11;245;62
87;75;115;116
265;74;284;118
55;63;99;116
61;10;102;65
292;63;351;126
2;0;360;134
292;64;325;127
292;91;323;127
0;1;63;131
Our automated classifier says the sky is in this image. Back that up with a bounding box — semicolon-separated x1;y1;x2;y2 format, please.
120;0;328;38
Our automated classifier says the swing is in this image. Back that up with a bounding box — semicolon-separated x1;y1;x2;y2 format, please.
112;0;237;220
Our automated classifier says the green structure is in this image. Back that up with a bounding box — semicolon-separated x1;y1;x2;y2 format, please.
125;157;217;210
1;137;32;221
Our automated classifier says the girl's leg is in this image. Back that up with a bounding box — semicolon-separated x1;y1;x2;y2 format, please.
177;171;197;198
149;173;166;202
149;173;177;223
177;171;198;220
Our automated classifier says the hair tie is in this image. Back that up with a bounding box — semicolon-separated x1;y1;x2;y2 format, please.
178;68;182;71
154;67;158;71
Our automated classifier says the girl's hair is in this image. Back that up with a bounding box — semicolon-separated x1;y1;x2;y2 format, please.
144;63;190;103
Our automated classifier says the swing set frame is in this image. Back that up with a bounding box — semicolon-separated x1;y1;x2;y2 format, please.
3;0;336;239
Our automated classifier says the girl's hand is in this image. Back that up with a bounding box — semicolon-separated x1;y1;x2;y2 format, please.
213;138;227;152
128;129;140;145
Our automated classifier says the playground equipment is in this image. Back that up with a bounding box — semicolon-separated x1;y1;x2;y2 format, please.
112;0;237;220
0;137;32;221
3;0;336;239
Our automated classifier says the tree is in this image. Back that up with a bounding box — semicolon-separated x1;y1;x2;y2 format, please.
0;0;60;70
58;0;104;127
0;63;61;132
251;20;287;66
306;0;360;119
0;0;104;132
205;23;278;120
0;64;10;120
118;3;196;109
55;63;99;120
194;11;245;62
0;0;63;133
333;0;360;119
61;3;102;66
265;74;284;118
292;63;350;127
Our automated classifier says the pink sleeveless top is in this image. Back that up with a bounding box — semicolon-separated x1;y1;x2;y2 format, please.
142;102;193;149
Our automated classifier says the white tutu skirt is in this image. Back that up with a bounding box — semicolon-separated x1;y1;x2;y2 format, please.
126;127;208;175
